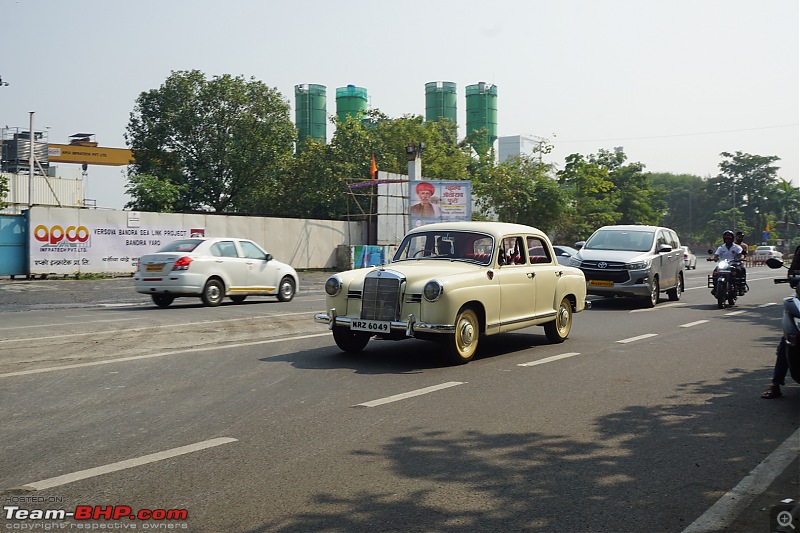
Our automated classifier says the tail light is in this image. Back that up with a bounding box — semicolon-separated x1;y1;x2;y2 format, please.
172;256;192;271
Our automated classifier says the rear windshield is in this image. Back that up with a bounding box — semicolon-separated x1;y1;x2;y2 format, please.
584;229;654;252
158;239;202;253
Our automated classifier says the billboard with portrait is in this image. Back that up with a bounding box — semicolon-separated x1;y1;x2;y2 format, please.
409;180;471;230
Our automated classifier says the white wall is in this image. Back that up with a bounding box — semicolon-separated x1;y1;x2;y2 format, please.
28;206;368;275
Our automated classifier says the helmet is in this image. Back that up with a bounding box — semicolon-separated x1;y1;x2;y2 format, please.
723;230;734;240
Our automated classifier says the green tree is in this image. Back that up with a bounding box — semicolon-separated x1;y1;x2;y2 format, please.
590;149;664;226
125;70;296;213
557;153;618;242
124;173;185;212
647;172;713;246
474;143;569;235
0;174;8;210
703;208;750;248
707;151;781;244
256;110;476;220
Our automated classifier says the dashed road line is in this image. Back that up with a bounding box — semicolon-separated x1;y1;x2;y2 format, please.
631;302;685;313
680;320;709;328
16;437;238;491
518;353;581;367
353;382;466;408
725;310;747;316
617;333;658;344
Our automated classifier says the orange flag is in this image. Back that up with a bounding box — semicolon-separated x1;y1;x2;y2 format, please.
370;154;378;180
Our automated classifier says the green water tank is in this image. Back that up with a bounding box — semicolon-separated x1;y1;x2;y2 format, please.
295;84;327;145
336;85;368;123
466;82;498;152
425;81;457;124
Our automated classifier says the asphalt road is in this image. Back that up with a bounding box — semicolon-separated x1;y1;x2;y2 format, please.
0;265;798;532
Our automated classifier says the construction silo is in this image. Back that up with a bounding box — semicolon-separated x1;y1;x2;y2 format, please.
425;81;458;124
465;82;498;152
294;84;327;145
336;85;368;123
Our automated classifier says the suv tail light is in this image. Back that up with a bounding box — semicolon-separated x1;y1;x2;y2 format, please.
172;256;193;271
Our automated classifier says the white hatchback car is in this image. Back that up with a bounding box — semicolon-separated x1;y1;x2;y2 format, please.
134;238;299;307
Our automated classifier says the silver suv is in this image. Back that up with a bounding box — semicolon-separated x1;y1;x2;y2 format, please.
571;225;684;307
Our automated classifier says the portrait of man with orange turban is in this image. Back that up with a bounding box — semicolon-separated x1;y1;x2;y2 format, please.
410;181;440;219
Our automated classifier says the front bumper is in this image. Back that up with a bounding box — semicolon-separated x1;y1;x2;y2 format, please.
313;308;454;336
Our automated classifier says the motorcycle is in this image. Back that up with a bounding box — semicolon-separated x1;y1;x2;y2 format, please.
707;252;746;309
766;257;800;384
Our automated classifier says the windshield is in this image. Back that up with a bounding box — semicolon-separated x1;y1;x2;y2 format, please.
584;229;654;252
393;231;494;265
157;239;203;253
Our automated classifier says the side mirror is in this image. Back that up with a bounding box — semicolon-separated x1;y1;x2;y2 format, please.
574;241;585;250
707;249;714;255
658;244;672;253
766;257;785;269
265;253;273;262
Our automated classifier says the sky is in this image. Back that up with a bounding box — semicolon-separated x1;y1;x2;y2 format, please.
1;0;797;210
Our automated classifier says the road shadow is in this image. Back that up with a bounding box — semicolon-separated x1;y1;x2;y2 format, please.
260;331;556;374
242;368;798;533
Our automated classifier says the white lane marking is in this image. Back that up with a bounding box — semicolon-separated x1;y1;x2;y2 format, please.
758;302;778;308
680;320;709;328
0;311;317;341
17;437;238;491
725;310;747;316
617;333;658;344
354;382;466;408
518;353;581;367
631;302;685;313
0;332;331;378
682;427;800;533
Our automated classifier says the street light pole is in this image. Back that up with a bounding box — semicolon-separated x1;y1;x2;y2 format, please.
28;111;34;209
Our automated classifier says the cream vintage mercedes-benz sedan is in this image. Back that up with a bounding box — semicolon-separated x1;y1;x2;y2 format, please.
314;221;589;364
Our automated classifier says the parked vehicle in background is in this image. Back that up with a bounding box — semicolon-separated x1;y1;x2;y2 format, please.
134;238;299;307
754;246;784;263
553;245;579;266
315;221;589;365
681;246;697;269
572;225;684;308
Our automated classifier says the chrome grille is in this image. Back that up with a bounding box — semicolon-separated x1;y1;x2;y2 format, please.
361;271;403;321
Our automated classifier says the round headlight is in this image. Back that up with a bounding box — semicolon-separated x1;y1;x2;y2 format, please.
423;280;444;302
325;275;342;296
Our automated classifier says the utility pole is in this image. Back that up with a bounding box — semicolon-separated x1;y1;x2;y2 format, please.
28;112;34;209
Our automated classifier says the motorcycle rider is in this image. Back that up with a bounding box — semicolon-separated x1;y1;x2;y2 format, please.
710;230;743;296
762;244;800;399
734;231;749;295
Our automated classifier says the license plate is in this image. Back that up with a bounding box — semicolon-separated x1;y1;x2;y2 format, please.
589;280;614;287
351;320;391;333
146;263;165;272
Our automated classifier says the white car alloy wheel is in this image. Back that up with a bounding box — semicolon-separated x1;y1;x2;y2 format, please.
447;307;480;364
277;276;295;302
201;279;224;307
544;297;572;343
